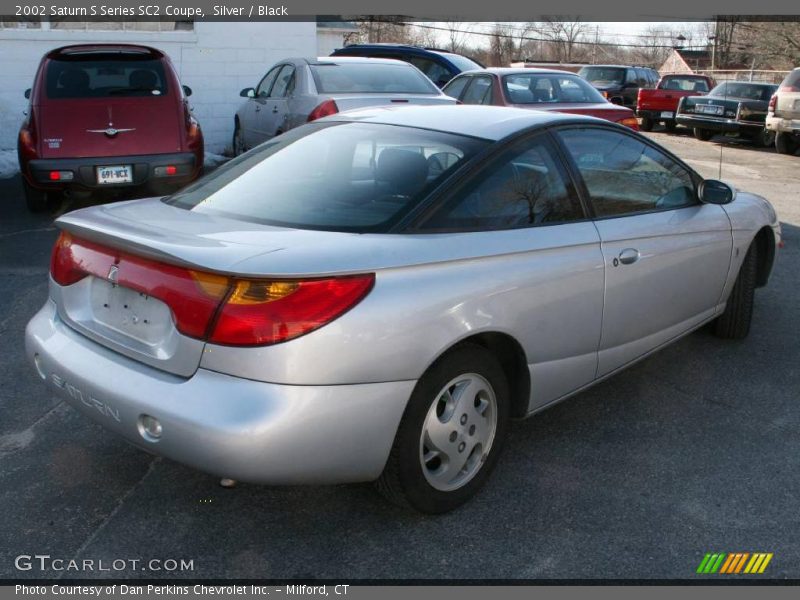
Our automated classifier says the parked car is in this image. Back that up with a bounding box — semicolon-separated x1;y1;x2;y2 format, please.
27;105;780;513
232;56;456;155
676;81;779;145
766;67;800;155
577;64;660;109
330;43;483;87
442;68;639;129
637;74;716;131
17;44;203;213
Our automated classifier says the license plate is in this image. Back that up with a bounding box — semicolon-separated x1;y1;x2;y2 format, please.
96;165;133;185
660;111;674;118
697;104;723;116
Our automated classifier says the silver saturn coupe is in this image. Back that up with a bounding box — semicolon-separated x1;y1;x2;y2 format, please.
26;105;780;513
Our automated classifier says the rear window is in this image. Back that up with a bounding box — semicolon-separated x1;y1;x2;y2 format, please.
45;56;168;99
441;53;483;73
661;77;710;92
579;67;626;85
165;122;487;233
781;69;800;90
709;82;778;101
503;74;606;104
310;63;438;94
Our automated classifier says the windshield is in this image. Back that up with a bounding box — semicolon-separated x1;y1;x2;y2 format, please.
310;63;439;94
45;56;169;99
503;73;607;104
578;67;626;85
165;122;487;233
709;82;778;101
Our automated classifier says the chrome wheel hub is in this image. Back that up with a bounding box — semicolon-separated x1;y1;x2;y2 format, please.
419;373;498;492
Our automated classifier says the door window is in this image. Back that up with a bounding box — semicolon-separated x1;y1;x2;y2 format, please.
420;135;584;230
256;66;281;98
460;76;493;105
270;65;295;98
408;56;451;87
557;127;697;218
442;75;470;100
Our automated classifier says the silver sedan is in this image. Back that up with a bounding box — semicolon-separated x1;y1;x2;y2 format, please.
26;106;780;513
232;56;456;155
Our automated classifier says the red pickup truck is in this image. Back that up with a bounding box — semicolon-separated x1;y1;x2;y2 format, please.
637;74;716;132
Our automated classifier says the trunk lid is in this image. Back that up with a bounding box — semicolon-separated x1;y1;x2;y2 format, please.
508;102;633;123
37;96;183;159
329;93;456;112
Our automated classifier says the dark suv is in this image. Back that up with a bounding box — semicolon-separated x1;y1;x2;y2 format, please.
330;44;483;87
578;64;659;109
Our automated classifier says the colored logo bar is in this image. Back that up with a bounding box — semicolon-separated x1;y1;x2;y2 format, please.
697;553;773;574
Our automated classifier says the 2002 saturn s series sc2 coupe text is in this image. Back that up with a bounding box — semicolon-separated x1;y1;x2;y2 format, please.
26;105;780;513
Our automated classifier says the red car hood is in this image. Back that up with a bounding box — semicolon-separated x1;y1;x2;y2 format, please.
36;96;183;159
508;102;635;123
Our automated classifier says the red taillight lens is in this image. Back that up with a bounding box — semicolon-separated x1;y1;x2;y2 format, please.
209;275;374;346
618;117;640;130
50;232;374;346
779;85;798;92
768;94;777;112
307;99;339;122
18;114;38;162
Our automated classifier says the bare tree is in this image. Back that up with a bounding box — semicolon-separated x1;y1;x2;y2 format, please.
536;18;590;63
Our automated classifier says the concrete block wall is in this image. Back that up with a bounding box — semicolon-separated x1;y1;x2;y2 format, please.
0;22;318;154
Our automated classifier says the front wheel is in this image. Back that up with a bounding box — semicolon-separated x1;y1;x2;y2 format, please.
775;131;798;155
376;343;510;513
714;244;757;340
694;128;714;141
232;122;245;157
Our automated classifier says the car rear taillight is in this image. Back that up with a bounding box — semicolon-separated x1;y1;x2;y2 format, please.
618;117;640;131
18;114;37;162
307;99;339;122
768;94;777;112
779;85;798;92
50;232;374;346
209;275;374;346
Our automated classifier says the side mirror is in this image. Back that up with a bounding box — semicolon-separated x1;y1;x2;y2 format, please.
609;96;624;106
240;87;255;98
24;88;31;99
182;85;192;97
699;179;736;205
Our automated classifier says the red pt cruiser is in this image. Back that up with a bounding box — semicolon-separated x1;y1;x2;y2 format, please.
18;44;203;212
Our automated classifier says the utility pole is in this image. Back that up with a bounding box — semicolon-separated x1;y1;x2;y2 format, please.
710;18;719;71
592;25;599;64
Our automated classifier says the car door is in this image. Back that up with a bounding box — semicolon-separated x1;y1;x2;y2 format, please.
416;133;605;411
244;65;282;147
260;64;295;139
554;126;732;377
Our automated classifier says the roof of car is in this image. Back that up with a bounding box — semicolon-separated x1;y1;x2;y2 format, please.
479;67;582;76
309;56;415;66
322;104;605;141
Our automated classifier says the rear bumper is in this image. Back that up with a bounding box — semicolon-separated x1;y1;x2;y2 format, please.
25;300;414;484
675;115;763;134
765;115;800;134
637;109;677;120
25;151;199;192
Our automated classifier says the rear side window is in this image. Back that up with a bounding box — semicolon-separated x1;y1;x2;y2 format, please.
408;56;451;87
420;135;583;231
310;63;438;94
503;74;606;104
45;57;168;99
165;122;487;233
557;128;696;218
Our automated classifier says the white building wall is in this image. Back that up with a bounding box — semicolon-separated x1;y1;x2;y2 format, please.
316;29;350;56
0;22;317;154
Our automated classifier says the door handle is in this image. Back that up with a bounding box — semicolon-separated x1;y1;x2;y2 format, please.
616;248;640;266
255;106;261;112
272;106;279;113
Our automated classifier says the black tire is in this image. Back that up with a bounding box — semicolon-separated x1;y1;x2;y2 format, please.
694;128;714;141
664;120;677;132
22;179;52;213
714;244;757;340
639;117;654;132
775;131;798;155
750;128;776;148
232;121;245;157
376;343;510;513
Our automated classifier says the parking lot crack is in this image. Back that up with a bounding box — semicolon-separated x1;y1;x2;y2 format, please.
59;456;161;576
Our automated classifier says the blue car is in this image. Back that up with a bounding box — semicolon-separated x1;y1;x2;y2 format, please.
330;44;483;87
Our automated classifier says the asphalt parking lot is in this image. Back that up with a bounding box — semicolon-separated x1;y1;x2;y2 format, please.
1;129;799;581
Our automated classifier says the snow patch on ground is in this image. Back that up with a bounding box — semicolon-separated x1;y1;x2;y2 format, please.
0;149;19;180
